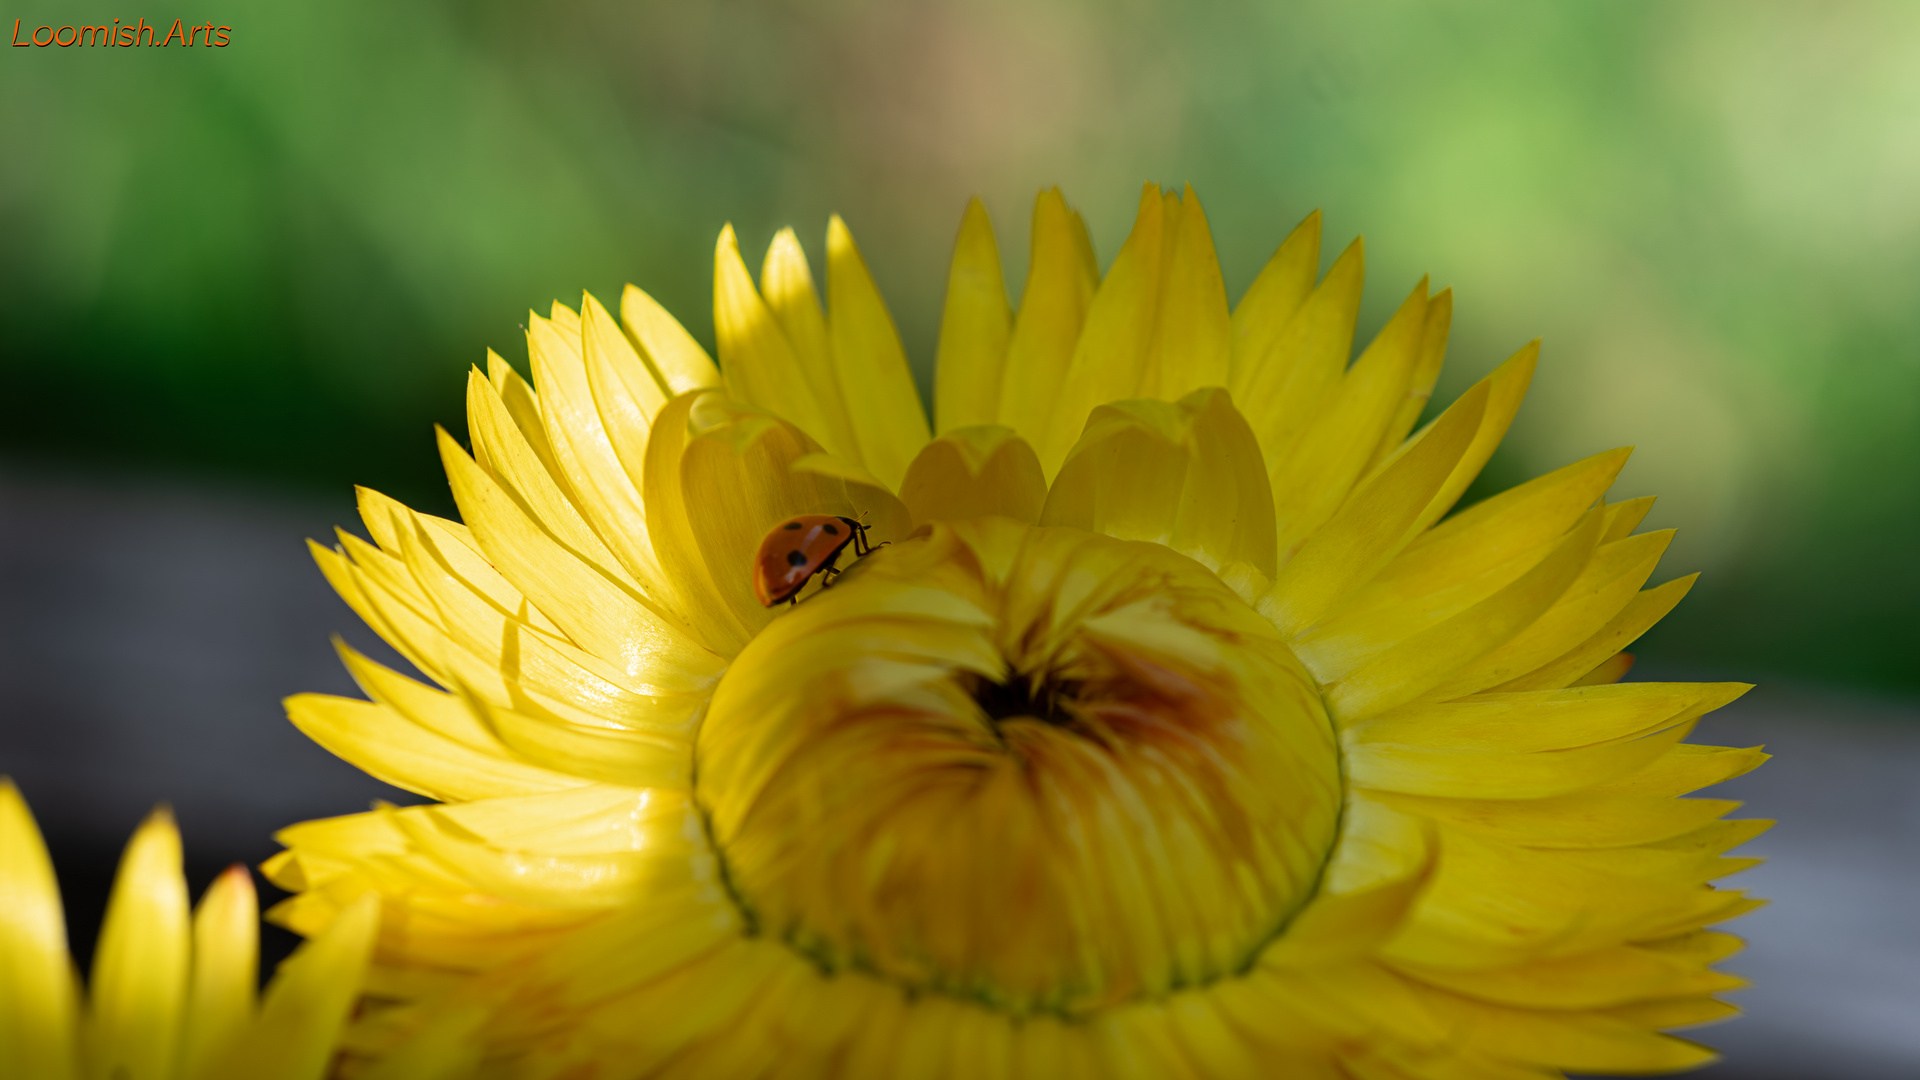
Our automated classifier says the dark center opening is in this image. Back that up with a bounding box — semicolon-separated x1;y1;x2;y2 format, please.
970;673;1082;727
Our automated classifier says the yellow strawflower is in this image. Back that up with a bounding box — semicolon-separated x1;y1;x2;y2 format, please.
0;779;379;1080
275;185;1765;1078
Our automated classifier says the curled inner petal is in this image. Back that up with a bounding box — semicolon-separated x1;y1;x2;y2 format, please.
696;518;1342;1017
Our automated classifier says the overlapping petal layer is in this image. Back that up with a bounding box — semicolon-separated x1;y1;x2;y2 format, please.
274;187;1764;1079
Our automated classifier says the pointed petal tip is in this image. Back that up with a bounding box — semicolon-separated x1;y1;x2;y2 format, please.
1033;185;1072;217
1323;234;1364;276
214;861;255;889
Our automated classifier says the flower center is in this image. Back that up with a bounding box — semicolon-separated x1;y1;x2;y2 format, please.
968;673;1077;727
695;519;1342;1017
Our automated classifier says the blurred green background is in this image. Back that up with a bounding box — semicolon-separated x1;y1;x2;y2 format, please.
3;0;1917;692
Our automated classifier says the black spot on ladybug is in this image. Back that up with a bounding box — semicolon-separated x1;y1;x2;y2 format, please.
786;549;810;567
822;523;840;535
784;521;803;530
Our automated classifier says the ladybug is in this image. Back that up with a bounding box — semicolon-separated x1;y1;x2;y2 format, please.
752;515;878;606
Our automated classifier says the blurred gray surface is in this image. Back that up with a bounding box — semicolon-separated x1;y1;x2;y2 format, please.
0;467;419;965
0;467;1915;1076
1676;692;1920;1079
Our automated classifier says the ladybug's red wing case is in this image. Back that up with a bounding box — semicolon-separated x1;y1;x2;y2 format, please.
752;515;862;606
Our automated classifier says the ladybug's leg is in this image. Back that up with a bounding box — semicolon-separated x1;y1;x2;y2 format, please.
852;521;892;556
817;547;847;588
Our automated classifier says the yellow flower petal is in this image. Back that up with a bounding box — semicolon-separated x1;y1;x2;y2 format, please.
0;779;80;1080
1585;741;1769;799
712;224;860;462
1041;387;1277;578
620;283;721;396
1497;572;1699;692
355;1002;489;1080
214;893;379;1080
640;391;759;654
1228;210;1321;391
180;866;258;1080
1293;446;1630;678
1234;236;1365;474
88;807;190;1080
1395;945;1743;1011
385;798;691;910
465;365;624;583
440;426;723;684
1036;184;1168;475
1266;846;1434;970
1264;380;1489;635
1351;683;1735;754
1391;821;1749;966
462;688;691;789
1601;494;1658;543
481;351;565;483
826;214;933;489
1419;527;1675;700
899;425;1046;526
1319;507;1606;723
1348;717;1702;801
760;227;834;374
1571;648;1637;686
580;291;672;480
528;306;679;609
1422;341;1539;521
933;198;1012;434
382;510;697;715
285;690;584;801
1364;288;1455;475
787;452;920;543
1371;787;1740;849
1142;185;1231;402
1447;1001;1717;1074
1603;995;1740;1030
996;189;1098;475
1270;278;1435;559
